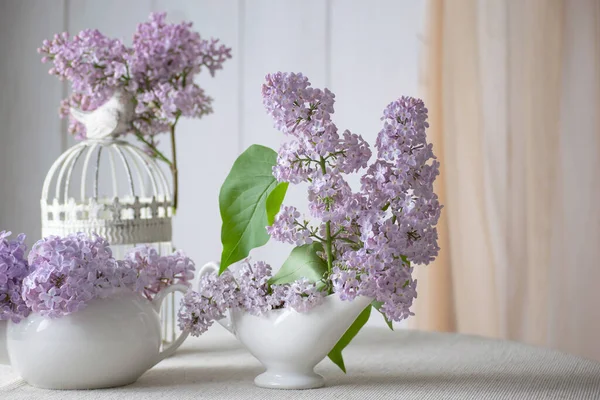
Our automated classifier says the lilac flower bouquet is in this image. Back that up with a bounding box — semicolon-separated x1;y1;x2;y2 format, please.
178;72;441;371
38;12;232;209
0;232;194;321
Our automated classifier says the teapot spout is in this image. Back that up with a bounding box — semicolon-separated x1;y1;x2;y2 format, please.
0;320;9;365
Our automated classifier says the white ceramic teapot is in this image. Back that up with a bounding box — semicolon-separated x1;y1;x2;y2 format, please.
200;262;372;390
0;284;188;389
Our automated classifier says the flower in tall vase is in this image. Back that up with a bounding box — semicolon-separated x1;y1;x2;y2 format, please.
38;12;232;211
178;72;442;389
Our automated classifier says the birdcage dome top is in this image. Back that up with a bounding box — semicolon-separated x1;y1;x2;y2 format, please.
41;138;172;245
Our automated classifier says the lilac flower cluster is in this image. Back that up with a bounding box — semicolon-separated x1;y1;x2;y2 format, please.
0;232;195;320
178;260;324;336
266;205;313;246
120;245;195;300
0;232;30;322
177;269;237;336
39;12;232;140
23;233;120;318
263;73;442;322
262;72;371;184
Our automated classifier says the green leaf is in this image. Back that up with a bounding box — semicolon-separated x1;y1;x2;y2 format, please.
328;304;372;373
266;182;289;226
372;301;394;331
268;243;327;285
219;145;279;274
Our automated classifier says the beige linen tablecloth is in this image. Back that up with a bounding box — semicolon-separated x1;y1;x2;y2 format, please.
1;326;600;399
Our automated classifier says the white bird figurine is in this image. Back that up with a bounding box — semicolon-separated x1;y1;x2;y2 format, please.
70;90;134;140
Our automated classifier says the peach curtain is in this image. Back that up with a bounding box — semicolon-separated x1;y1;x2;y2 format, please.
413;0;600;361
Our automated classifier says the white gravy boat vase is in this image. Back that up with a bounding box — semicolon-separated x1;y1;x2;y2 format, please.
200;262;372;390
0;285;188;389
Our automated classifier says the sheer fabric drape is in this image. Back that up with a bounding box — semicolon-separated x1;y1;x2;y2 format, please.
413;0;600;361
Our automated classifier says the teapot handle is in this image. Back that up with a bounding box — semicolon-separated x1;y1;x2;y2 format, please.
150;284;190;367
199;262;234;334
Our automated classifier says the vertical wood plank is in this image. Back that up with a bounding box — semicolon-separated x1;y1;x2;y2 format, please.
152;1;240;268
241;0;328;151
0;1;65;242
240;0;328;269
67;0;153;40
329;0;425;152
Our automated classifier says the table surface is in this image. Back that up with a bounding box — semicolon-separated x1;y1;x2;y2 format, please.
2;325;600;400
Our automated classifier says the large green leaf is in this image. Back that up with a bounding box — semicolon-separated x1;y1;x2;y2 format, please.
268;243;327;285
266;182;289;226
372;301;394;331
219;145;279;274
328;304;372;373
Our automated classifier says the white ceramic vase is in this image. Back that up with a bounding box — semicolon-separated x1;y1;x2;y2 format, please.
200;262;372;390
0;285;188;389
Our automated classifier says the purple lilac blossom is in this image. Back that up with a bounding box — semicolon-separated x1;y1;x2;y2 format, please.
39;12;232;140
23;233;120;318
262;73;442;323
266;206;312;246
178;259;324;336
285;278;325;313
0;232;31;322
178;270;238;336
20;234;195;319
362;97;442;265
121;245;195;300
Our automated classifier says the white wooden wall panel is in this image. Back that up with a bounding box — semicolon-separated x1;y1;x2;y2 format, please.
0;1;424;327
0;0;65;241
154;0;241;270
329;0;425;190
240;0;328;151
240;0;328;270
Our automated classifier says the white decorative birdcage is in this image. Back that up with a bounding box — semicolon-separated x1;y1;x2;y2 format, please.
41;138;179;343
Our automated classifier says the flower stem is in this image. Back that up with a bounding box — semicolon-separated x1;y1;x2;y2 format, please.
133;129;172;166
325;221;333;273
170;121;179;212
319;157;333;273
133;120;179;213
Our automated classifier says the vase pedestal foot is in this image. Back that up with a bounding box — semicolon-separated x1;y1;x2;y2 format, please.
254;369;325;390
